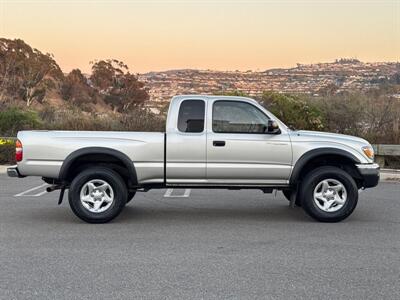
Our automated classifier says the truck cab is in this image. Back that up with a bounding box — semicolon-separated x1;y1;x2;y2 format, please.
166;95;292;186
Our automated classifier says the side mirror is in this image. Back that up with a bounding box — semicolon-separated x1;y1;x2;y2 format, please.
267;119;281;134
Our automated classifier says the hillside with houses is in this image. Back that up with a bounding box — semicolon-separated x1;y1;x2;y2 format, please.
140;59;400;110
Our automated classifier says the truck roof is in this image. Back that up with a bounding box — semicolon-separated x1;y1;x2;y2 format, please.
171;94;258;103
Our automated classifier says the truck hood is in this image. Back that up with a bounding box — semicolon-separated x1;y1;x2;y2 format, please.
290;130;370;146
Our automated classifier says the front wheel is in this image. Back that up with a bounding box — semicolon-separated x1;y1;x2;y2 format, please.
68;167;127;223
299;166;358;222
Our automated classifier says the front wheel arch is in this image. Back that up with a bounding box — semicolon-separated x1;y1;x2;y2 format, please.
290;148;362;186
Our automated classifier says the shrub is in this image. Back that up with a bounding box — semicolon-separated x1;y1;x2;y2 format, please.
259;92;325;131
119;108;165;132
37;106;165;132
0;139;15;164
0;108;42;136
312;89;400;144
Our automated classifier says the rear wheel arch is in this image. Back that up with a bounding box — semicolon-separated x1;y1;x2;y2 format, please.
290;148;362;186
59;147;138;187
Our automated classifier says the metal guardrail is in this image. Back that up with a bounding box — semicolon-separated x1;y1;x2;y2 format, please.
372;145;400;168
372;144;400;156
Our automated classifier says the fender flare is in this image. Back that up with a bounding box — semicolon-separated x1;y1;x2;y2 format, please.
289;148;361;185
58;147;137;184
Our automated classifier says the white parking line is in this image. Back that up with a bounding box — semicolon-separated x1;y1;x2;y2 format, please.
164;189;191;198
31;190;49;197
14;183;49;197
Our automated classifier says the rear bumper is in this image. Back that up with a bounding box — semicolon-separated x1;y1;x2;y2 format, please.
356;163;380;188
7;165;24;178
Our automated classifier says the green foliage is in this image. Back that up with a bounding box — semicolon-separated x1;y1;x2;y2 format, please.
0;138;15;164
1;39;150;113
61;69;98;111
90;59;127;89
0;38;63;106
118;107;165;132
90;59;149;112
313;88;400;144
0;108;42;136
260;92;325;131
37;106;164;132
0;143;15;164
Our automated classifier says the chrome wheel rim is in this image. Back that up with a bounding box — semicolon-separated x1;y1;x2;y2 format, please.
313;179;347;212
80;179;114;213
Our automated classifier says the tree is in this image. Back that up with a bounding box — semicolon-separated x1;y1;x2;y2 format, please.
259;92;325;131
0;39;18;102
62;69;99;111
0;38;63;106
90;59;149;112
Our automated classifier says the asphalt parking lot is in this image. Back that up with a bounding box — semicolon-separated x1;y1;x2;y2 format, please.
0;174;399;299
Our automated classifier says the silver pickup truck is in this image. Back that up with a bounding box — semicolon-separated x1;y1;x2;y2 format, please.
8;95;379;223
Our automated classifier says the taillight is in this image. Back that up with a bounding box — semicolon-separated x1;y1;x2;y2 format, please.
16;139;23;162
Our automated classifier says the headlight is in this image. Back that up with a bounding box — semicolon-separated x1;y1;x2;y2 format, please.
362;146;374;160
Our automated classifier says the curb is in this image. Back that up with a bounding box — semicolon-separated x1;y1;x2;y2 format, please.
380;169;400;182
0;165;11;174
1;165;399;182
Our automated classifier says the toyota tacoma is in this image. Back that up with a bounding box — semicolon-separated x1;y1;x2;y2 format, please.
8;95;379;223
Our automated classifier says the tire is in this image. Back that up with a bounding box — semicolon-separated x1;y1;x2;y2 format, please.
282;190;302;207
299;166;358;222
126;191;136;204
68;167;127;223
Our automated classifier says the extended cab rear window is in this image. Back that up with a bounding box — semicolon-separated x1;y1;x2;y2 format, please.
177;100;205;133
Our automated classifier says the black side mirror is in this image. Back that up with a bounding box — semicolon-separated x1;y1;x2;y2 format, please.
267;119;281;134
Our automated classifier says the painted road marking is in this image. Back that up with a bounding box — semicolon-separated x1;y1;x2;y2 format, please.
164;189;191;198
14;183;49;197
31;190;49;197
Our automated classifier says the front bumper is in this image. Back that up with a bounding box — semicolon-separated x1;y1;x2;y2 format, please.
7;165;24;178
356;163;380;188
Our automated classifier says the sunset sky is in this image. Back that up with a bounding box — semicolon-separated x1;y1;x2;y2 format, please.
1;0;399;73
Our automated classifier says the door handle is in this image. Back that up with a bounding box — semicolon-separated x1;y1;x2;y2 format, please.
213;140;226;147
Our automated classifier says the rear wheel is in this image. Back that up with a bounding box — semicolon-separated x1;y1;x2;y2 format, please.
68;167;127;223
299;166;358;222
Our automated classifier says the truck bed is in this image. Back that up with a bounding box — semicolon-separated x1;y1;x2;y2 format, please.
17;130;165;184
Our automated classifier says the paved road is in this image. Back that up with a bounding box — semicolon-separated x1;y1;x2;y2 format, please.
0;175;399;299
